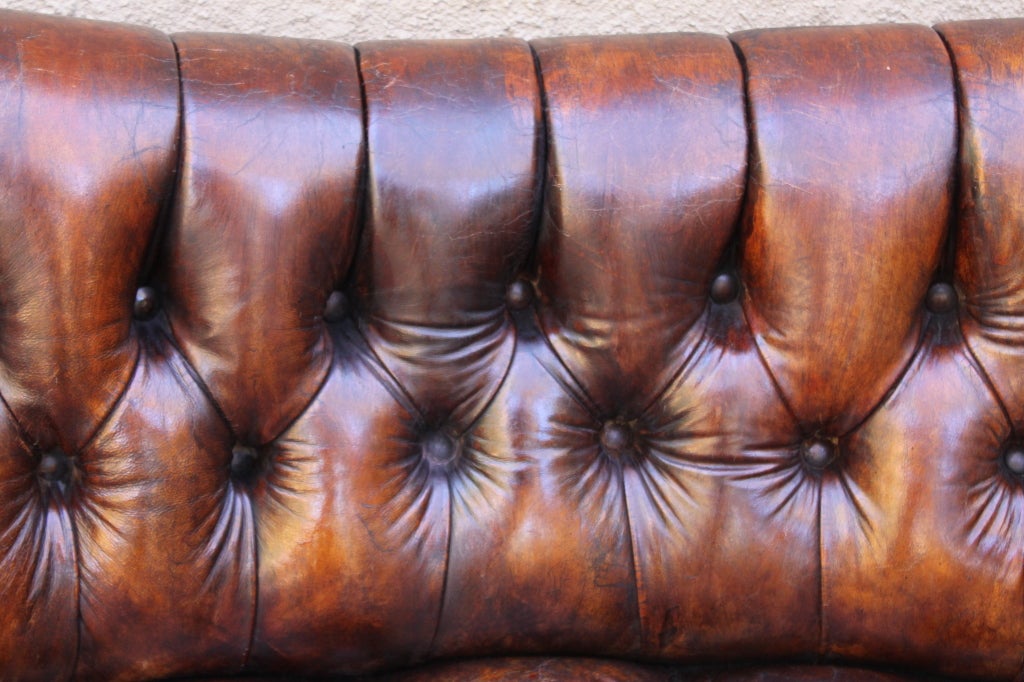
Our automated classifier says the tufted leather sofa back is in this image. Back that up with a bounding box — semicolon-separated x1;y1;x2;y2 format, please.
1;8;1023;681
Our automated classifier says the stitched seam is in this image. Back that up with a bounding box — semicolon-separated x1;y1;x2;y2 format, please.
425;474;455;660
620;465;645;653
816;470;825;662
67;486;83;682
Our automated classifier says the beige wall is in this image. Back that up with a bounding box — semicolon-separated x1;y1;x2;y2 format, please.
3;0;1022;42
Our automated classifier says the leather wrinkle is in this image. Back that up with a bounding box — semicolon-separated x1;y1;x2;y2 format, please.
353;37;540;664
634;308;712;420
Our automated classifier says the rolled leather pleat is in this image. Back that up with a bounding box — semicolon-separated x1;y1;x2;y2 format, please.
733;24;954;436
939;19;1024;432
165;32;363;447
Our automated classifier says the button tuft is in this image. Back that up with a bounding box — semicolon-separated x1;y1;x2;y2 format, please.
38;449;70;484
506;278;534;310
230;444;261;482
710;272;739;304
134;286;160;320
422;431;459;467
926;282;957;314
1004;445;1024;476
801;438;835;469
600;421;634;453
324;290;349;323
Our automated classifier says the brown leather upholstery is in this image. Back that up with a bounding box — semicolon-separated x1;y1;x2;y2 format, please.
0;7;1022;681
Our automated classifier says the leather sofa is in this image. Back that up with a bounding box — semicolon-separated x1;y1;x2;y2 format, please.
0;7;1022;681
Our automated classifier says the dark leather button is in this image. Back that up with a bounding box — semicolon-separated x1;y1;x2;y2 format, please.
801;438;835;469
506;278;534;310
134;286;160;320
1004;445;1024;476
38;449;70;484
230;444;260;481
324;290;349;323
422;431;458;466
600;421;633;452
709;272;739;304
926;282;956;314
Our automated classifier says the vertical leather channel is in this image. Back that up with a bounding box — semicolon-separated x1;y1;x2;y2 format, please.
165;31;367;676
518;33;819;662
238;37;541;675
937;18;1024;678
732;25;952;437
0;10;179;681
164;33;362;448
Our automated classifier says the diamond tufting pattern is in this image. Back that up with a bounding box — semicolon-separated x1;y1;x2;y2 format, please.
0;8;1022;682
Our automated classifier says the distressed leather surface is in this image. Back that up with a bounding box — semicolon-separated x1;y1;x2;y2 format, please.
0;8;1022;681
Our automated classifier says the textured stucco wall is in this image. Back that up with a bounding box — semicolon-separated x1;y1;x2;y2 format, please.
3;0;1022;42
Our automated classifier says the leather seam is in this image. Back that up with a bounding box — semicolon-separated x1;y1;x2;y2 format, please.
425;472;455;660
159;317;264;673
620;465;645;654
838;318;930;440
67;479;83;682
727;34;803;438
816;466;825;663
524;40;548;282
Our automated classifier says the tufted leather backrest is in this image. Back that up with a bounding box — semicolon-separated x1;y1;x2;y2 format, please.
1;8;1023;681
